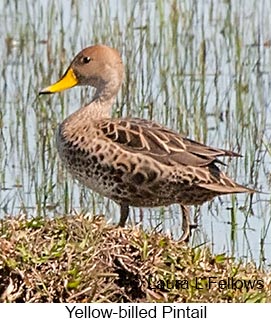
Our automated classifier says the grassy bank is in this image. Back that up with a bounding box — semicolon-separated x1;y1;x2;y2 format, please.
0;215;270;303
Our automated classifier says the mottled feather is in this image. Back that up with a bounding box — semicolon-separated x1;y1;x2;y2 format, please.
97;118;240;167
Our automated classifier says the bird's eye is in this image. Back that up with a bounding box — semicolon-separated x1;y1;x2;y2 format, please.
82;56;92;64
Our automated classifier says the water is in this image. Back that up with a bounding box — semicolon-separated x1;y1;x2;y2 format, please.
0;0;270;266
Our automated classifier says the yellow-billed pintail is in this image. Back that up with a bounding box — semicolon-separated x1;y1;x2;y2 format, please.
39;45;255;242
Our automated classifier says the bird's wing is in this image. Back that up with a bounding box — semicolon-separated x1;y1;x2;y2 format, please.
96;118;241;167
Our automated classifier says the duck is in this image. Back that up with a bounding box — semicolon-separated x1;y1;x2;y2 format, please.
39;44;254;242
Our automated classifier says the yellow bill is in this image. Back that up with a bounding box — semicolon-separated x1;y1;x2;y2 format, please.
39;68;78;94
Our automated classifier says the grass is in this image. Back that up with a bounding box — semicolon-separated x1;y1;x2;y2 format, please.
0;215;270;303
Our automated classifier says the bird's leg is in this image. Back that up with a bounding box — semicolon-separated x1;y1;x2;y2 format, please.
118;204;129;227
179;205;198;242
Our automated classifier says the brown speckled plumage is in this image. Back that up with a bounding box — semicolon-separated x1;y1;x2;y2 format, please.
40;44;254;241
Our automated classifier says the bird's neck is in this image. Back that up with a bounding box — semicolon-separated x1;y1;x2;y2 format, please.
83;95;116;119
65;75;122;123
66;88;117;123
84;77;121;119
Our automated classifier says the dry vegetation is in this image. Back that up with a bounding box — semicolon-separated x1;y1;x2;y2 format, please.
0;215;270;303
